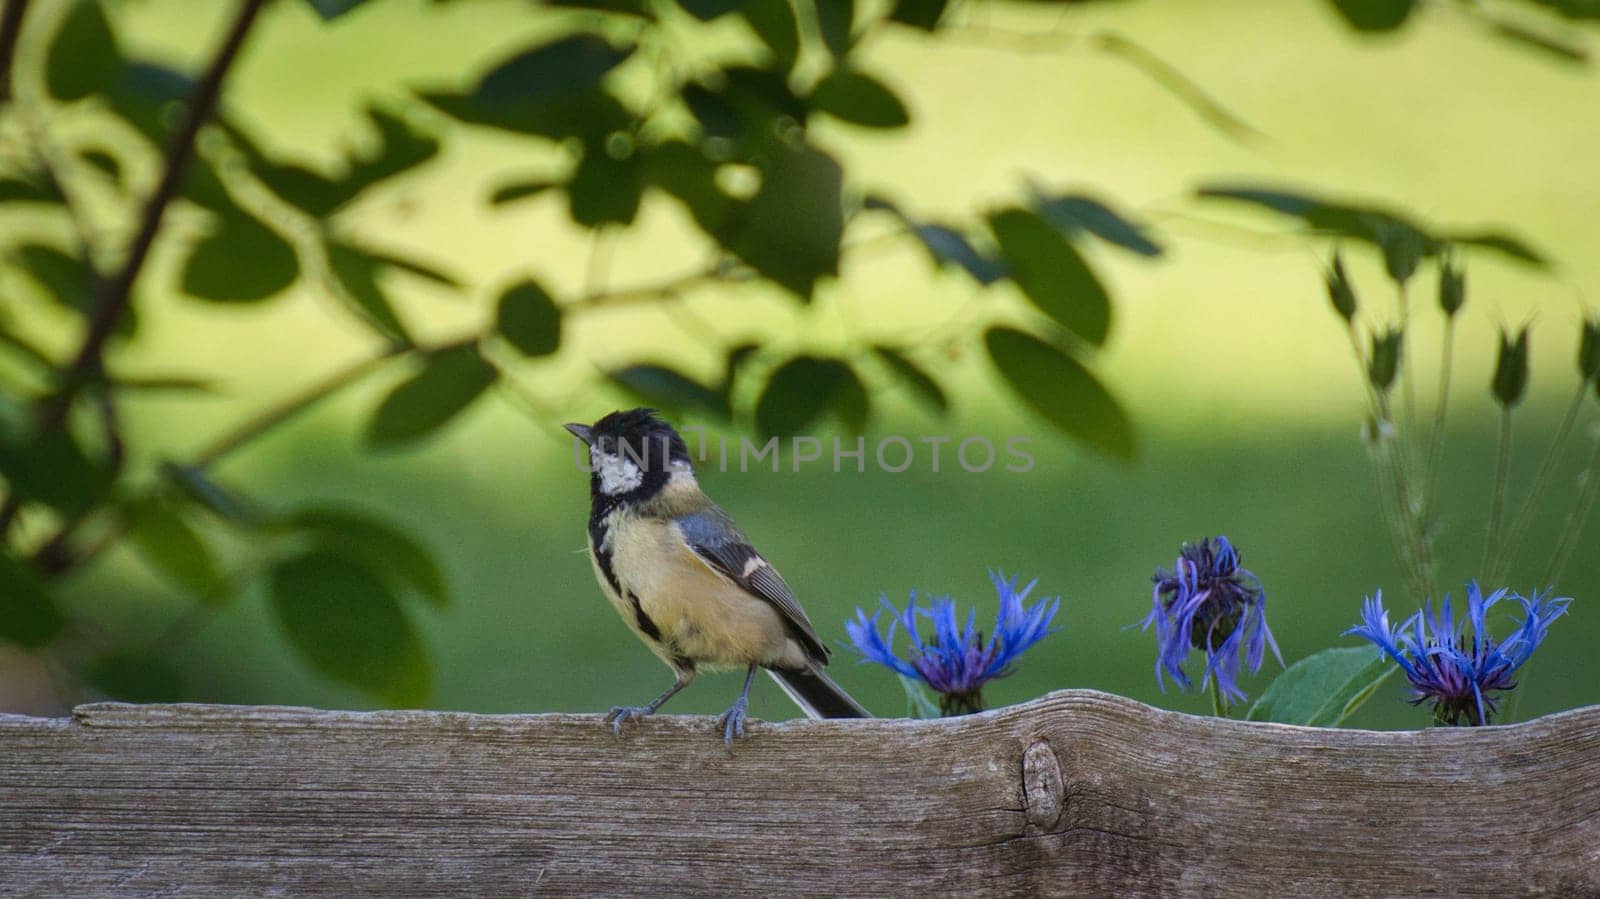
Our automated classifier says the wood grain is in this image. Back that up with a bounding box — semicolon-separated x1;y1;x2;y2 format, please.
1;690;1597;896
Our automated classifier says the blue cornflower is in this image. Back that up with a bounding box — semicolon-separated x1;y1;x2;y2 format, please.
1345;584;1571;726
1141;536;1281;706
845;571;1060;716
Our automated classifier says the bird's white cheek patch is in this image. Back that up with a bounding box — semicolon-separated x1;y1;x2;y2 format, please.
595;449;644;495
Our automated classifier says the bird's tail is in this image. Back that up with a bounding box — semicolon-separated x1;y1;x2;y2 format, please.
767;667;871;719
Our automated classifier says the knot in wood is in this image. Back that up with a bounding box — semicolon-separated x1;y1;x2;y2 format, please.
1021;739;1064;829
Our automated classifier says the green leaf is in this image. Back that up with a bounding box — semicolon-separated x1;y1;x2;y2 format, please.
1030;191;1162;257
1197;184;1548;268
0;173;62;204
911;224;1004;284
755;356;868;436
14;243;93;312
642;141;734;236
683;67;807;159
327;240;412;342
181;213;300;303
727;142;843;298
110;374;214;393
364;344;498;449
268;551;431;706
477;34;633;108
989;208;1112;347
814;0;855;58
1443;231;1547;266
125;499;225;601
419;87;632;142
305;0;372;21
0;426;109;514
984;327;1133;460
490;177;559;206
567;148;643;227
1489;19;1589;63
810;68;909;128
80;148;122;183
678;0;742;20
872;346;947;414
366;250;459;288
1246;646;1398;727
495;280;562;357
87;654;183;702
887;0;947;30
550;0;653;16
0;328;56;370
608;365;731;420
255;161;348;217
343;106;439;196
1328;0;1416;32
740;0;800;71
290;507;448;606
47;0;122;101
110;63;194;144
0;552;65;647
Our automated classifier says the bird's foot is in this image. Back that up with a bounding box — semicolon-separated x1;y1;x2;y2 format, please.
715;696;749;746
605;705;654;736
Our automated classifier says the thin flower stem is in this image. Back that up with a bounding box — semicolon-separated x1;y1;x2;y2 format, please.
1541;429;1600;587
1345;325;1429;599
1398;282;1419;452
1422;316;1457;520
1492;379;1590;584
1483;406;1515;579
1209;678;1229;718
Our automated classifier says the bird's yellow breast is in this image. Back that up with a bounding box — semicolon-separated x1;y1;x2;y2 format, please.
591;514;807;671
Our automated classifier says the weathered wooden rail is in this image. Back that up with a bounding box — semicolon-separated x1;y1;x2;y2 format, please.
0;689;1596;896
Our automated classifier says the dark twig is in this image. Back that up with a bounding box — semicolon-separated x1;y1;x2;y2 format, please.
0;0;30;104
1;0;269;538
40;0;269;432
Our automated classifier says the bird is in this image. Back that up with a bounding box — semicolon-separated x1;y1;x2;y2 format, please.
565;408;870;744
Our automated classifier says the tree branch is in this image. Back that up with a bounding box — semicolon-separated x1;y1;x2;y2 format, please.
40;0;269;431
2;0;269;538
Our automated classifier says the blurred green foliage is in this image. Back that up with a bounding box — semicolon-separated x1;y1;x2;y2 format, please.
1;0;1598;726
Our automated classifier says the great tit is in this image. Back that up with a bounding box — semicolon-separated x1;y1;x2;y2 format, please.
565;408;870;744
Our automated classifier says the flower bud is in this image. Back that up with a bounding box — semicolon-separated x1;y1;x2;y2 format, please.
1379;224;1423;286
1368;327;1402;393
1325;253;1357;322
1579;316;1600;381
1492;326;1530;408
1438;253;1465;317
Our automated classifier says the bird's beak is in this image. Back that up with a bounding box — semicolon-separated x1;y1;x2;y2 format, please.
564;422;594;445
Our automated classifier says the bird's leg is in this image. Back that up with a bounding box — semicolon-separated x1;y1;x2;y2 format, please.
606;665;695;735
716;664;758;745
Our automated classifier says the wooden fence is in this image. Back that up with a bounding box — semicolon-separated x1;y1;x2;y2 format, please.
1;690;1597;896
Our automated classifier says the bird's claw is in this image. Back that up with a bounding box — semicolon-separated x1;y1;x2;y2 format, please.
716;698;749;746
605;705;652;736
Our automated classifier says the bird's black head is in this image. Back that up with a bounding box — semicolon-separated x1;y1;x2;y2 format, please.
565;408;694;502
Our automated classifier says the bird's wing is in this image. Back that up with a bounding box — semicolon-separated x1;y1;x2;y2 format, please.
675;506;829;661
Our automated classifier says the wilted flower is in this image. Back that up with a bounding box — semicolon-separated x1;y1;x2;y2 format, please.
1345;583;1570;726
1141;536;1281;707
846;571;1060;716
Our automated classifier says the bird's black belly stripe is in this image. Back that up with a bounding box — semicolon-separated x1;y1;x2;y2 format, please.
593;545;621;596
627;590;662;642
